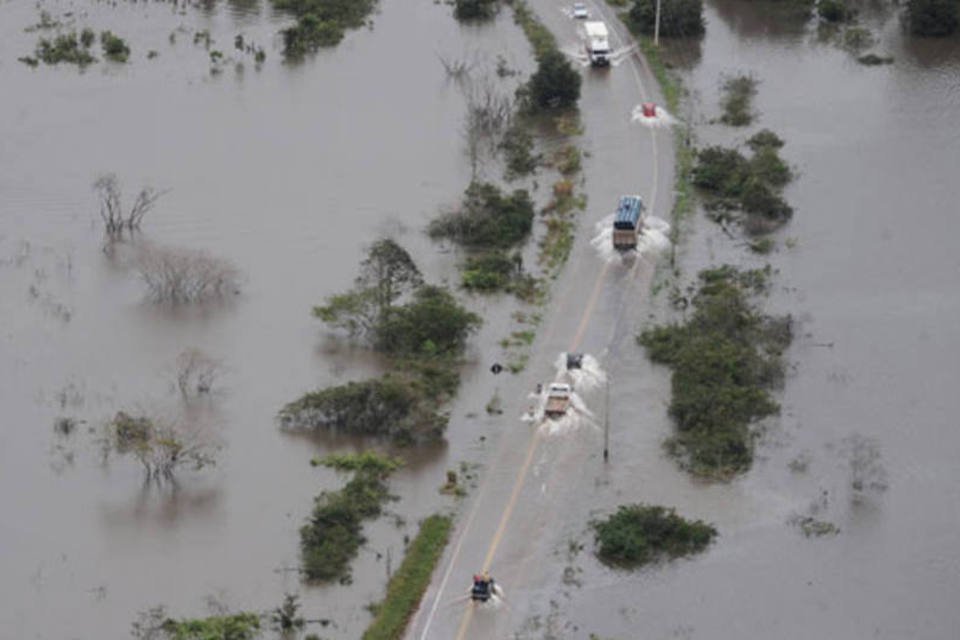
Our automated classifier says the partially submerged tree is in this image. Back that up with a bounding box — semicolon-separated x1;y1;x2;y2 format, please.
174;348;224;398
93;174;165;239
136;244;241;303
524;49;581;111
108;411;219;482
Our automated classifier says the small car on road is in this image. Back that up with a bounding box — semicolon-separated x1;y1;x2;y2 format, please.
572;2;590;19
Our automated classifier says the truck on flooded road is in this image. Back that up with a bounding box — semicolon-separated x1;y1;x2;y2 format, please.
612;194;645;251
583;21;611;66
544;383;573;419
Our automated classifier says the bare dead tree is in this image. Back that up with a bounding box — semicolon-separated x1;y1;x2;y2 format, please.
175;348;224;398
136;244;241;303
437;52;476;81
460;75;514;179
93;174;166;239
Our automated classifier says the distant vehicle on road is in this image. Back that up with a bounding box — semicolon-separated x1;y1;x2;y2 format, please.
471;573;500;602
583;21;611;66
612;195;645;251
544;383;573;419
572;2;590;19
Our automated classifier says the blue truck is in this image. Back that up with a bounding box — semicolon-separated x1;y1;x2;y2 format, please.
612;195;645;250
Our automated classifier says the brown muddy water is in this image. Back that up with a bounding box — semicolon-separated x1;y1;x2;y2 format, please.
517;3;960;640
0;1;543;637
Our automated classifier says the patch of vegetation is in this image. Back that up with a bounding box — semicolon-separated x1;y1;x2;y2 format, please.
522;48;582;111
462;251;520;292
107;411;218;482
29;32;97;67
361;514;453;639
841;26;875;51
281;375;449;444
429;182;535;249
454;0;500;21
540;217;575;272
789;515;840;537
511;0;557;60
628;0;705;37
100;31;130;63
638;266;792;477
301;452;400;582
693;139;794;234
133;610;261;640
907;0;959;36
500;122;541;180
288;240;478;443
857;53;894;65
272;0;378;60
718;73;758;126
817;0;853;22
591;504;717;568
553;145;582;176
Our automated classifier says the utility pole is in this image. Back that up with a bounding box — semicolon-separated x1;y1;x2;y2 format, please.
654;0;662;47
603;377;610;462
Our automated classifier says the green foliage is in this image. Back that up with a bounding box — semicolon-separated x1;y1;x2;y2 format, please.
301;460;398;582
693;140;793;233
80;28;95;48
511;0;557;60
33;32;97;66
817;0;853;22
280;376;447;443
554;144;582;175
429;182;535;248
462;251;516;291
746;128;785;152
160;613;261;640
525;49;581;111
907;0;959;36
692;146;750;196
272;0;378;59
638;267;791;477
592;504;716;567
500;123;540;180
101;31;130;62
317;451;404;474
362;515;452;639
454;0;500;21
281;14;343;59
719;74;757;126
375;286;481;357
629;0;705;37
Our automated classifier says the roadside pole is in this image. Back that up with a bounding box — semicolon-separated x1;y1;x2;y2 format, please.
654;0;661;46
603;376;610;462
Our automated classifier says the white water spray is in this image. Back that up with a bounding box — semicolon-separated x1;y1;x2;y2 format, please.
591;214;671;263
631;104;677;128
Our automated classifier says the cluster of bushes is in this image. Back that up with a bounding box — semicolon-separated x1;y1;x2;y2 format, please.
628;0;705;37
20;29;132;67
693;129;794;234
592;504;717;567
150;613;261;639
817;0;855;23
300;453;402;582
638;266;792;477
718;74;758;126
272;0;378;60
907;0;959;36
430;182;535;248
282;239;479;443
362;514;453;639
453;0;500;21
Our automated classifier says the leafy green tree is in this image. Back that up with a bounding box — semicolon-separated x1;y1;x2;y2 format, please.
629;0;705;37
907;0;959;35
526;49;581;110
592;504;716;567
375;286;481;357
454;0;499;20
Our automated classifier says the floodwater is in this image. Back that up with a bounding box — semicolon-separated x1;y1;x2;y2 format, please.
497;2;960;639
0;0;543;637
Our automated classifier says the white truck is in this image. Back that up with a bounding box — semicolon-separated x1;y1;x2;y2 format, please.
583;21;611;67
